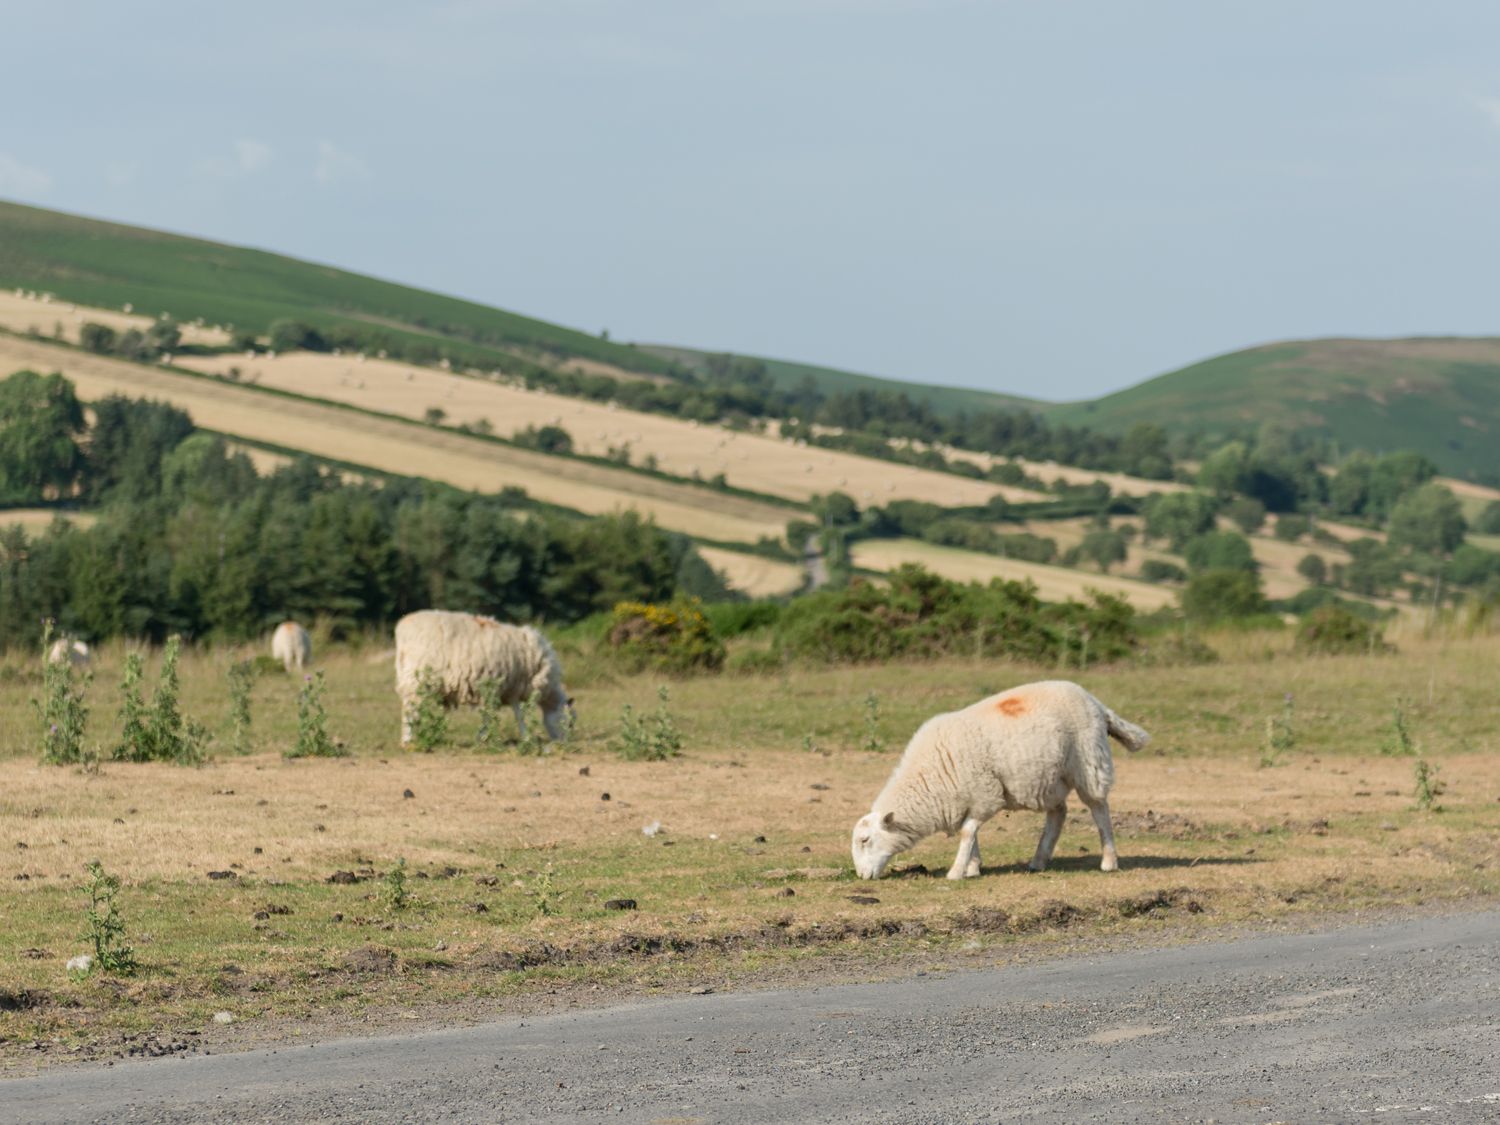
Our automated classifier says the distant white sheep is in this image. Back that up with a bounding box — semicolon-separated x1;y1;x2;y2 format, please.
393;610;571;745
851;681;1149;880
271;621;312;673
46;637;91;668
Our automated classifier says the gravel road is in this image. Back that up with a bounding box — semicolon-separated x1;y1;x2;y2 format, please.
5;908;1497;1124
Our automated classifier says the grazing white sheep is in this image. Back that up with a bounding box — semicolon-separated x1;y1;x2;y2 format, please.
45;637;91;668
271;621;312;673
394;610;571;745
851;681;1149;881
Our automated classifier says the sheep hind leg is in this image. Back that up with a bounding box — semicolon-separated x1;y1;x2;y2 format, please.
1084;797;1119;872
1028;805;1066;872
946;817;984;880
512;703;525;741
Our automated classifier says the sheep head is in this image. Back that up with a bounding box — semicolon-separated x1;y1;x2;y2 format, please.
851;810;907;879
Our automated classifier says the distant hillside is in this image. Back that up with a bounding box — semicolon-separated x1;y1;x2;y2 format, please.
6;201;1499;481
644;344;1040;417
0;200;680;380
1044;338;1500;481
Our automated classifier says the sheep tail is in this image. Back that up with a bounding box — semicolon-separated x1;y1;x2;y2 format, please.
1103;706;1150;753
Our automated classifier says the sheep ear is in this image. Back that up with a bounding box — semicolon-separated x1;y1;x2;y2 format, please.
881;811;897;829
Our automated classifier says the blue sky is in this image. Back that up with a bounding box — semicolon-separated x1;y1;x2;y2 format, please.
5;1;1499;400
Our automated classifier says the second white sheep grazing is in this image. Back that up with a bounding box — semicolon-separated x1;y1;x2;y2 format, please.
851;681;1149;880
394;610;571;745
271;621;312;673
46;637;91;667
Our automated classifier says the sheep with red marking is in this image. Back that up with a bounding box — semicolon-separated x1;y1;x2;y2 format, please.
851;681;1148;880
394;610;571;745
271;621;312;673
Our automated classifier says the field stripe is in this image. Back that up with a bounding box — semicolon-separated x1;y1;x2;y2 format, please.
0;336;791;544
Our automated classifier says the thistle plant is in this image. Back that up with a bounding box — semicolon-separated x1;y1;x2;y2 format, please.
1259;693;1295;768
81;860;137;975
226;660;253;754
408;667;448;752
861;691;886;753
287;672;344;758
613;686;682;761
34;620;91;765
1413;759;1444;811
1380;701;1417;757
381;858;410;912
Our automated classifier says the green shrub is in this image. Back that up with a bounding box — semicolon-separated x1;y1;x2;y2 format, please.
1138;558;1187;584
775;564;1136;666
1295;605;1390;655
1413;758;1444;811
608;598;726;674
1181;569;1268;622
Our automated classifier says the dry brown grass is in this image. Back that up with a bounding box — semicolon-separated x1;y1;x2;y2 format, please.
3;634;1499;1057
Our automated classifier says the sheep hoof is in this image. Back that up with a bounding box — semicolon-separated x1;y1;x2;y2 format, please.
945;869;966;880
1027;861;1045;873
1101;855;1119;872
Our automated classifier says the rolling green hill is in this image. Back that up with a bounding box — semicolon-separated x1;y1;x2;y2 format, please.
0;200;681;380
4;200;1499;480
1045;338;1500;481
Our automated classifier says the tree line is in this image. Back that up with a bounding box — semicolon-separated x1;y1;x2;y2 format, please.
0;371;728;650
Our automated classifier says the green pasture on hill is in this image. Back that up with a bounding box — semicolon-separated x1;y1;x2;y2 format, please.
1047;340;1500;481
0;200;678;378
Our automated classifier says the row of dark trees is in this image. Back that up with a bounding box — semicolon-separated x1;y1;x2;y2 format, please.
0;371;727;650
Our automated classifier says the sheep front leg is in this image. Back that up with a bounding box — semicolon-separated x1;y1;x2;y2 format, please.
947;817;984;880
512;703;525;740
1028;805;1066;872
1085;798;1119;872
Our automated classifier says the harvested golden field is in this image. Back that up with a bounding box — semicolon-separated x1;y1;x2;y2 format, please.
0;509;96;533
2;633;1498;1058
696;546;804;598
851;537;1178;609
171;351;1044;508
0;336;792;546
0;291;228;348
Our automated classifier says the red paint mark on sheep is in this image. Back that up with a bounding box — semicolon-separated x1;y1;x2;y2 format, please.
996;696;1028;717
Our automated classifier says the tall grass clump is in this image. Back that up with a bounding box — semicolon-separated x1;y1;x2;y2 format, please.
1380;701;1417;757
613;686;682;760
287;672;345;758
33;620;91;765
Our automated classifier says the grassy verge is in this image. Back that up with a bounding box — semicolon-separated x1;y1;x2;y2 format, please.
3;634;1499;1065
